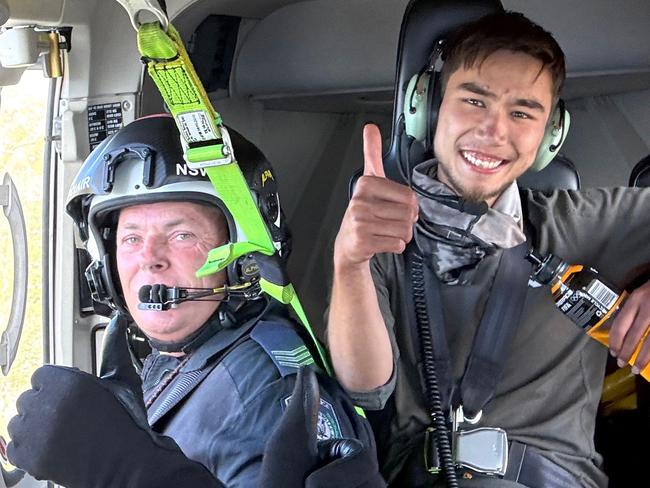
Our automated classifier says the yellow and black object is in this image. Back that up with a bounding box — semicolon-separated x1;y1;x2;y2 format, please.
527;249;650;381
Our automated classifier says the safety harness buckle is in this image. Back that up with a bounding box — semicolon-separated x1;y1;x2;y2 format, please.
454;427;508;476
424;406;508;477
183;123;235;169
452;404;482;429
424;427;442;474
452;405;508;477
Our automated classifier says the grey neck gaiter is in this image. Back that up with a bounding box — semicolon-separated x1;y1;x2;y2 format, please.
412;159;526;285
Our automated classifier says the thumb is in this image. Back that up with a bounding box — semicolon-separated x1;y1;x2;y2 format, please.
362;124;385;178
99;314;142;394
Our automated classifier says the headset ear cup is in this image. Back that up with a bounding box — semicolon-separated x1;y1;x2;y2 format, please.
530;102;571;172
84;255;124;314
230;254;260;286
403;72;431;142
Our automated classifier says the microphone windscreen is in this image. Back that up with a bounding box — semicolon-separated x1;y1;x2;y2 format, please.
139;285;153;303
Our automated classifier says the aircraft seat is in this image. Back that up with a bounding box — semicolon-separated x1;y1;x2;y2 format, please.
517;153;581;191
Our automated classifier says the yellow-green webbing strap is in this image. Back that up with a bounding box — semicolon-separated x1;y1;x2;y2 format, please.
138;23;227;158
135;21;332;376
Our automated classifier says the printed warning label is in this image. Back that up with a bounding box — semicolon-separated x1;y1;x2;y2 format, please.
177;111;218;143
88;102;123;150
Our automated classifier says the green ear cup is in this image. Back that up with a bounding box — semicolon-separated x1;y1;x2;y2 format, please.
530;103;571;172
403;72;432;142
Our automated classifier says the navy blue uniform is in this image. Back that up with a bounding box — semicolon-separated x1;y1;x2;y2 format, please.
141;305;374;487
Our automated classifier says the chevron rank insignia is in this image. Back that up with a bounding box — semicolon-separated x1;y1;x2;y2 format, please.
251;321;316;377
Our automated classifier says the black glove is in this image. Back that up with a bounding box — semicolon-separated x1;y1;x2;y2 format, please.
260;367;387;488
7;315;223;488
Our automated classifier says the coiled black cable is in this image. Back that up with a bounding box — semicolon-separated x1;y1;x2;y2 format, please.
411;253;459;488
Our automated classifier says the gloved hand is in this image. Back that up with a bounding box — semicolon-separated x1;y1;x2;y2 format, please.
260;366;387;488
7;314;223;488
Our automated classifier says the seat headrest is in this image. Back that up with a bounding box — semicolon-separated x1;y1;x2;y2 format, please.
383;0;504;183
517;154;581;192
629;154;650;187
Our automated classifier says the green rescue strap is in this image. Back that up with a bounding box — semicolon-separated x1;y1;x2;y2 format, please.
115;1;345;385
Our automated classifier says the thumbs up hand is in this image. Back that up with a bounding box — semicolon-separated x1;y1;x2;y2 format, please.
334;124;419;270
7;315;223;488
362;123;387;178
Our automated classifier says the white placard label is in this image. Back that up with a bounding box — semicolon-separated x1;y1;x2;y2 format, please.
177;111;218;143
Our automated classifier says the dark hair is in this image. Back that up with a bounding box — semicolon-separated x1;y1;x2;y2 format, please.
440;11;566;104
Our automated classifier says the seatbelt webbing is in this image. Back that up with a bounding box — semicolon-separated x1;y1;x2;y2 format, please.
459;242;531;417
404;249;454;411
406;242;532;418
147;332;252;425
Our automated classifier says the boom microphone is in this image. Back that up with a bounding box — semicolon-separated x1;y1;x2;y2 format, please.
138;284;186;311
438;195;488;217
409;183;488;217
137;281;261;311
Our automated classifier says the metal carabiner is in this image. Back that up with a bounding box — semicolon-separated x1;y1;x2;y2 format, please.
115;0;169;32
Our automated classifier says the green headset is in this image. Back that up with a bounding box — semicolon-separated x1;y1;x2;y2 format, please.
403;40;570;172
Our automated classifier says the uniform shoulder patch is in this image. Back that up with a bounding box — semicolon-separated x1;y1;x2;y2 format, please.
282;394;343;441
250;320;315;377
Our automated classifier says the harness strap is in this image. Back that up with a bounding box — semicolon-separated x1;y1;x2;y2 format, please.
146;332;251;425
405;241;532;418
504;442;581;487
459;241;531;417
404;247;454;412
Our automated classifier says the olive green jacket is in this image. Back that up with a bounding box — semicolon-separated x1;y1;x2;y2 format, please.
350;187;650;487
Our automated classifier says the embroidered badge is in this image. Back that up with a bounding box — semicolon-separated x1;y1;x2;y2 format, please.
283;395;343;441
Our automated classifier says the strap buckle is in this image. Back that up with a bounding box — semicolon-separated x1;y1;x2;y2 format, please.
196;242;270;278
452;405;508;477
183;123;235;169
424;427;442;474
454;428;509;476
424;406;508;477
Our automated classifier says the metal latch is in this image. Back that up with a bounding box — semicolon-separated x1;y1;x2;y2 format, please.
424;405;509;477
452;405;508;476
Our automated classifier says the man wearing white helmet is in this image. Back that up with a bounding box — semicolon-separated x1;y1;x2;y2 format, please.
7;115;383;488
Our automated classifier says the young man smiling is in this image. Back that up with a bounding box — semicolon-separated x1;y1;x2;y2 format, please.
328;11;650;487
434;49;554;205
